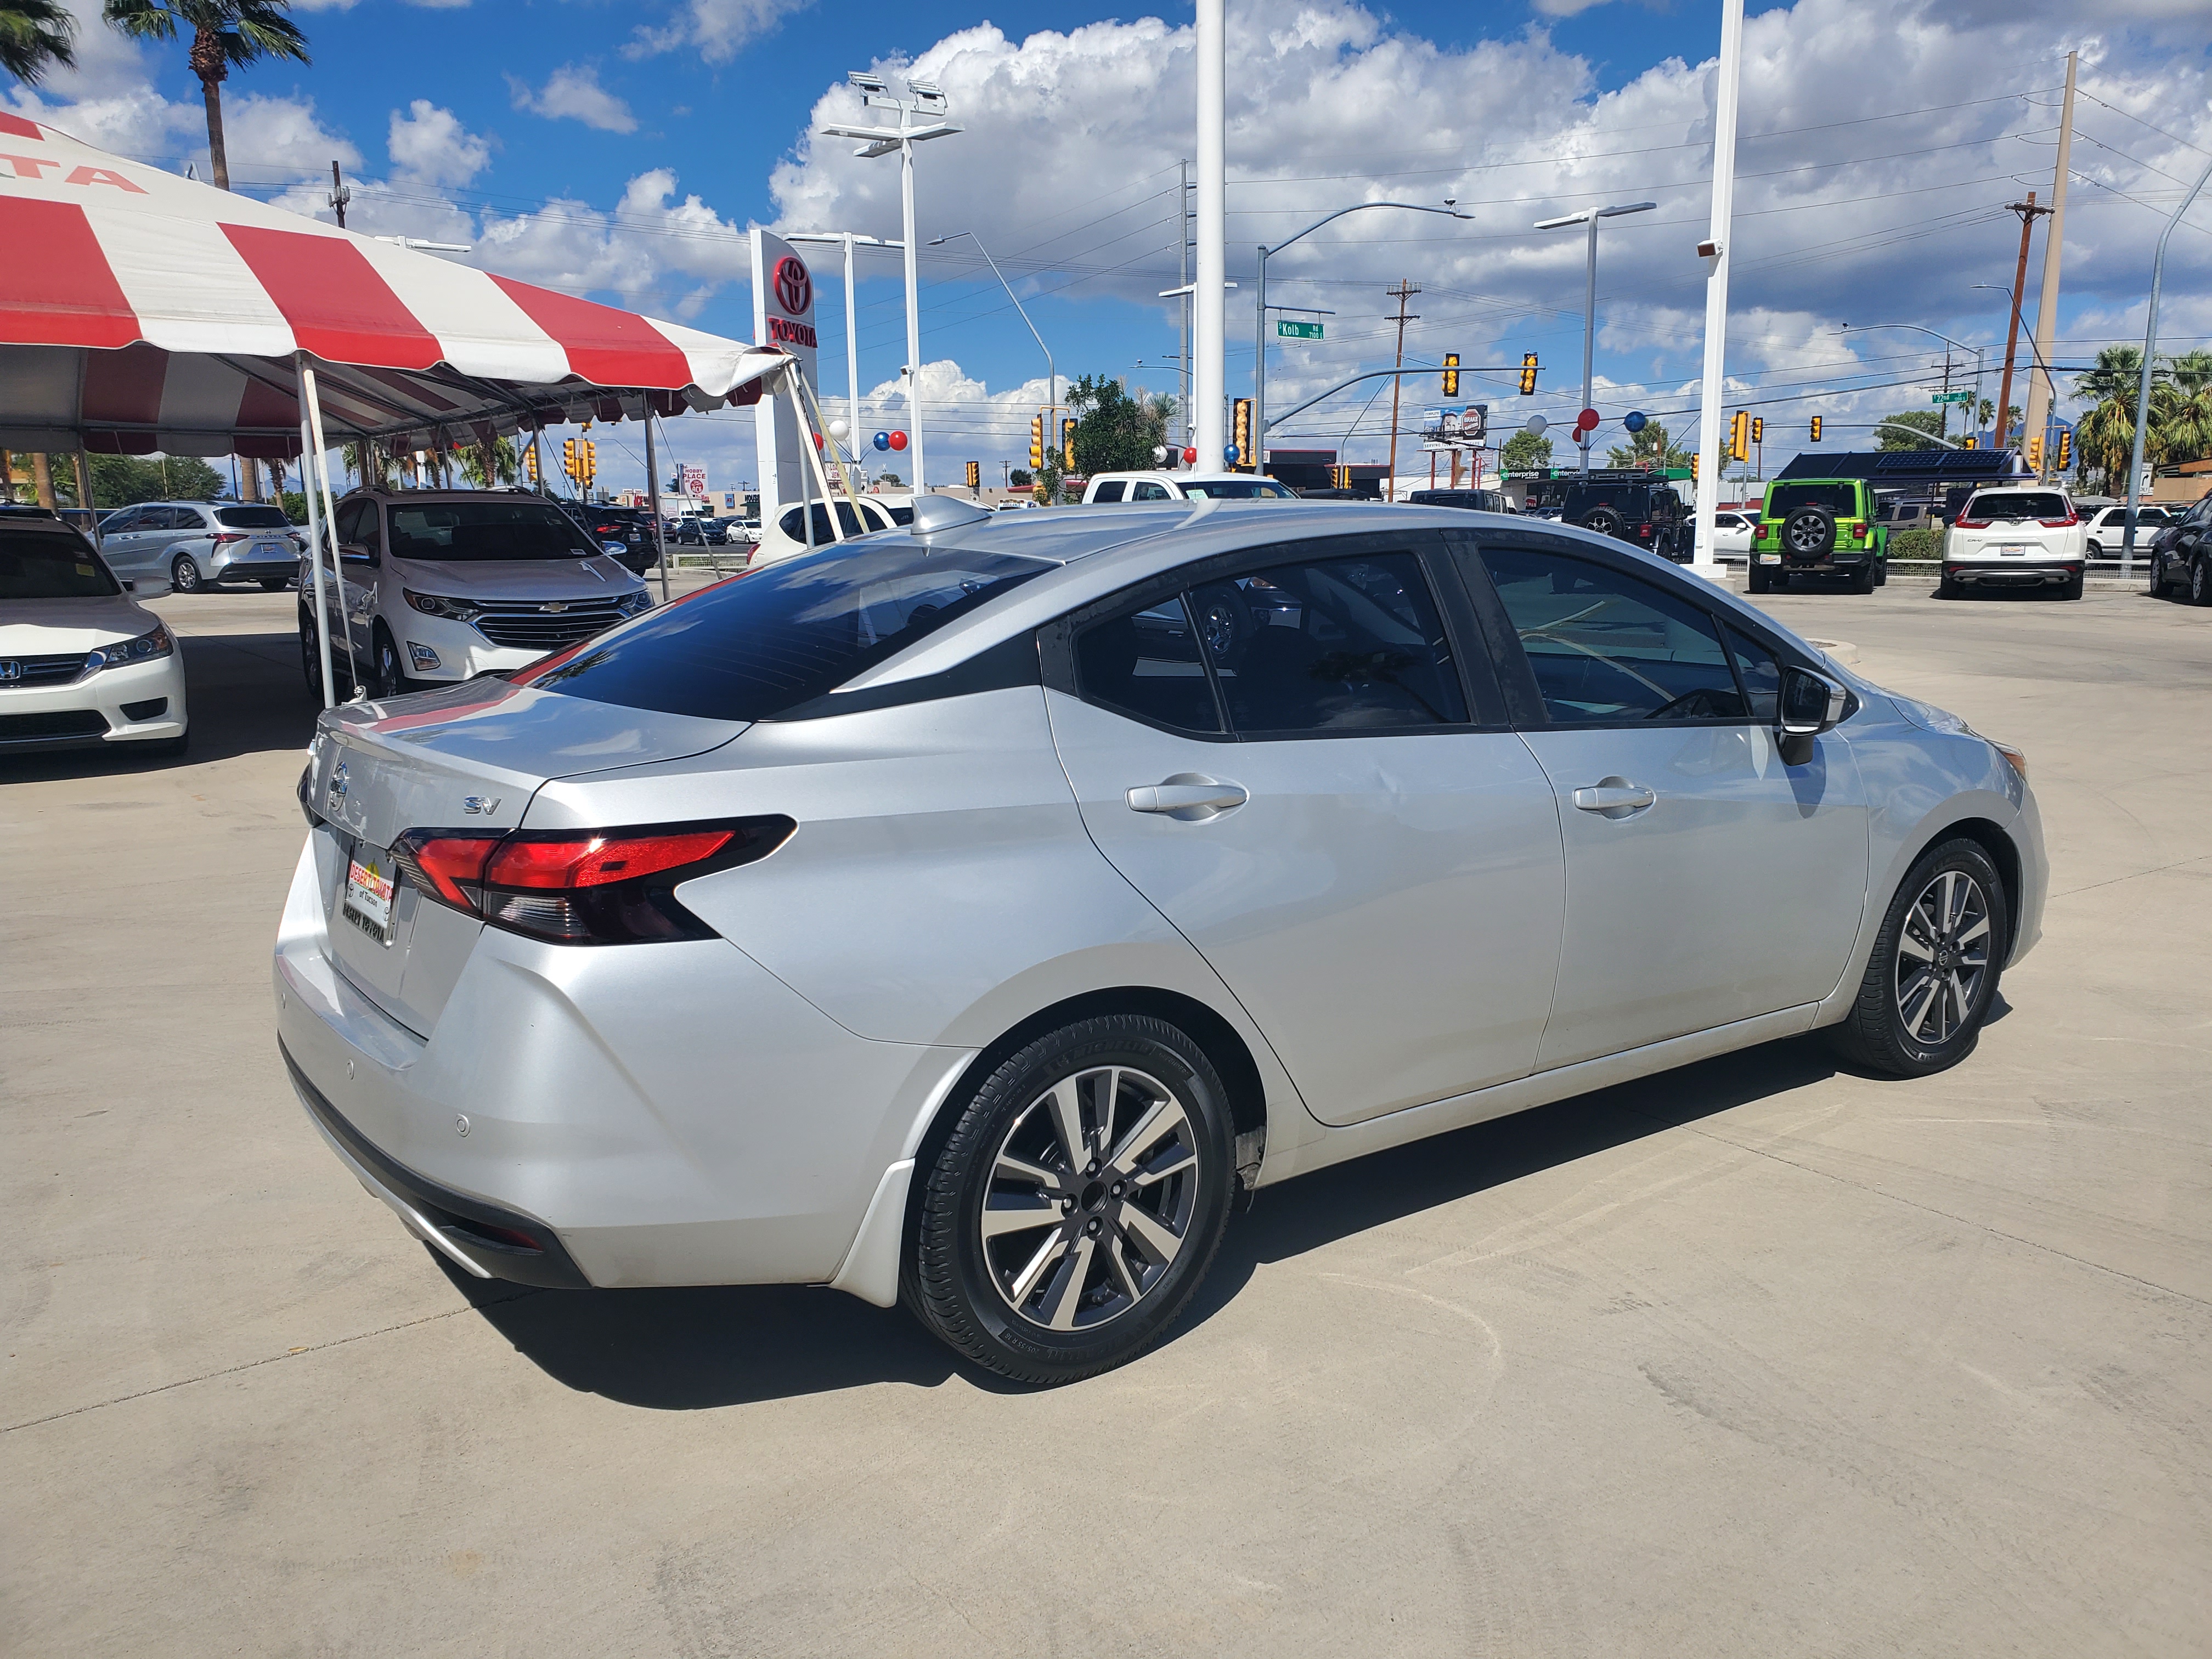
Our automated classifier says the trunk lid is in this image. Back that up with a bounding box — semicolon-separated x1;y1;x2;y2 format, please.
307;679;747;1035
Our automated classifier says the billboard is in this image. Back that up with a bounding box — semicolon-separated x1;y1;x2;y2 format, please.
680;465;708;501
749;227;818;526
1421;404;1488;448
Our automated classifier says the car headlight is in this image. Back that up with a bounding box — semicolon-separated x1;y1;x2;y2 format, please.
615;590;653;617
85;623;173;672
404;589;481;621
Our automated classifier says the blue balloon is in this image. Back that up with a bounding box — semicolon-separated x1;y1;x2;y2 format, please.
1624;410;1648;433
872;431;891;452
1224;444;1240;464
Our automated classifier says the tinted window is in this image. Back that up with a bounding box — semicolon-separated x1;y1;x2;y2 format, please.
0;530;119;597
1767;484;1860;516
1724;625;1782;723
103;506;142;533
388;500;592;561
1966;492;2069;520
1090;481;1126;503
1177;479;1293;499
216;505;292;529
1132;481;1173;501
520;545;1049;722
1075;596;1222;733
1479;545;1747;723
1199;552;1466;733
778;503;876;543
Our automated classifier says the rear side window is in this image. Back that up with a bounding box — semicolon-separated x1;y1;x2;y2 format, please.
1477;544;1749;724
1132;481;1173;501
522;545;1051;722
1090;481;1126;503
778;503;876;542
215;505;291;529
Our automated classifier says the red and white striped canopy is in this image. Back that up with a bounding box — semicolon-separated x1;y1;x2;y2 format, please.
0;113;788;458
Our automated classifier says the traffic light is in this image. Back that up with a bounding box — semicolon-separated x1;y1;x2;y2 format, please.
1690;453;1700;481
1962;435;1978;449
523;443;538;482
1331;465;1351;489
2028;435;2043;471
582;440;596;485
1518;353;1538;396
1029;413;1044;470
562;437;577;479
1809;416;1822;443
1750;416;1763;446
1442;353;1460;399
1728;410;1750;463
1061;416;1077;469
2056;430;2072;470
1231;398;1254;469
965;460;981;490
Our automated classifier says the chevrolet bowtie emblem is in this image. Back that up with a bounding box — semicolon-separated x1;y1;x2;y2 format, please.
540;601;569;613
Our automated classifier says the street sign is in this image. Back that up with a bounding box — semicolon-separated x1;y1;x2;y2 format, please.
1931;388;1973;405
1277;319;1323;341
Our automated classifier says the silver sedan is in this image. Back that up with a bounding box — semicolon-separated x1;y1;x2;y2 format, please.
275;499;2046;1384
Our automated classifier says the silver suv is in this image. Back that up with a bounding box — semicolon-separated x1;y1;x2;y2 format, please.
300;489;652;700
97;500;305;593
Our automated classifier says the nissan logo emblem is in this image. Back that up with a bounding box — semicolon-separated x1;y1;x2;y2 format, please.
773;254;812;317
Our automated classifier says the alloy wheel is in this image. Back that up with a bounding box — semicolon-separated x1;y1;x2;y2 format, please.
1894;869;1991;1045
172;556;200;593
980;1064;1201;1333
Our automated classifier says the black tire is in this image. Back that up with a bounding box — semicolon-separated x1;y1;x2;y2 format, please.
1747;566;1773;594
258;577;289;591
1782;505;1837;559
1874;560;1889;587
907;1014;1237;1386
1580;506;1628;540
298;611;325;699
1849;561;1876;594
2191;557;2212;608
170;554;202;594
369;622;409;700
1936;575;1962;600
2061;571;2084;601
2149;554;2171;596
1825;837;2008;1078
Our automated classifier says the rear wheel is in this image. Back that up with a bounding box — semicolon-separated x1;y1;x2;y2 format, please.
908;1015;1237;1386
1874;560;1889;587
2192;557;2212;607
1826;838;2008;1077
258;577;289;591
2061;571;2084;601
298;611;325;699
1936;573;1962;599
1747;566;1773;595
1849;562;1876;594
171;554;202;594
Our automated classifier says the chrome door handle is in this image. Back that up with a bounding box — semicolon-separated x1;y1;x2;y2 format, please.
1572;781;1656;817
1127;779;1249;817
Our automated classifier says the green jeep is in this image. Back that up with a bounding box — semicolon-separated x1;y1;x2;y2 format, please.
1749;479;1888;594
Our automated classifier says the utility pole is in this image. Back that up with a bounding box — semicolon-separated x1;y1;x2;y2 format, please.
1193;0;1226;468
1994;192;2050;455
1178;160;1192;454
1384;280;1420;501
329;160;349;229
2024;50;2077;480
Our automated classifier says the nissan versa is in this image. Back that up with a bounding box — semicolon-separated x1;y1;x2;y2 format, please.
275;498;2046;1385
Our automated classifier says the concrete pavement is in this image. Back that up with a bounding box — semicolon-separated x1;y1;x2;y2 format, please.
3;581;2208;1656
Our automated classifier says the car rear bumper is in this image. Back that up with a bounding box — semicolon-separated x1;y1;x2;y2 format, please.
272;834;969;1290
1756;550;1878;571
1944;560;2080;587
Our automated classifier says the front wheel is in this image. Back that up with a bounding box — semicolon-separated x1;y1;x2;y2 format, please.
908;1015;1237;1386
298;612;325;699
369;623;409;700
2192;557;2212;608
1826;838;2008;1077
171;554;202;594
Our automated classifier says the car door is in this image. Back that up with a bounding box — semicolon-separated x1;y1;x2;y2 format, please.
1045;532;1566;1126
1459;532;1869;1068
93;505;150;581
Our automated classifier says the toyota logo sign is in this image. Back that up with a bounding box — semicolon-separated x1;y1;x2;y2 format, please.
772;255;812;317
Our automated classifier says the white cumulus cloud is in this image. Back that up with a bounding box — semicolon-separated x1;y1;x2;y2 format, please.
507;64;638;135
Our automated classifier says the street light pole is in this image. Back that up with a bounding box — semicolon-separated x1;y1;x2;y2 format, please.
2121;147;2212;580
1841;323;1986;446
932;229;1058;497
1253;200;1470;477
1194;0;1226;467
818;74;961;496
1533;200;1656;477
790;230;904;486
1689;0;1745;582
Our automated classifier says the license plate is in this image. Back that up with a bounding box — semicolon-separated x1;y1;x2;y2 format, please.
342;849;396;941
253;540;286;556
1757;554;1781;564
1997;544;2030;557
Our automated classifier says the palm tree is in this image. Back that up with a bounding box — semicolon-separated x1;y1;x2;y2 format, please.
2;1;76;83
102;1;309;191
457;437;520;490
2166;350;2212;401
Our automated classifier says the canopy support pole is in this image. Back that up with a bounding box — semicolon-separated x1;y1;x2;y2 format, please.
295;368;337;708
790;365;851;543
297;354;353;701
72;452;101;549
792;365;868;529
643;407;669;600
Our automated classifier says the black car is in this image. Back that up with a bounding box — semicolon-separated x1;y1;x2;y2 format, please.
673;516;730;546
1559;479;1688;561
2149;494;2212;606
1407;488;1513;514
571;505;659;575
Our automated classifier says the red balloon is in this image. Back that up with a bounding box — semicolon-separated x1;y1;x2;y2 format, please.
1182;447;1197;465
1576;407;1600;431
888;430;909;452
811;431;823;449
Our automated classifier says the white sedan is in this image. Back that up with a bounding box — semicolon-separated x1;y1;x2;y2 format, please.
1;513;187;757
1711;510;1756;557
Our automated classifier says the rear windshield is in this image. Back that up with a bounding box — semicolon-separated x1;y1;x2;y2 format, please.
0;530;119;598
387;500;597;561
1968;492;2069;520
1177;479;1294;500
518;544;1052;721
1767;484;1860;516
215;505;292;529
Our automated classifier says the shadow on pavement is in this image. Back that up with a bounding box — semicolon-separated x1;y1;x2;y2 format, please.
456;1034;1843;1409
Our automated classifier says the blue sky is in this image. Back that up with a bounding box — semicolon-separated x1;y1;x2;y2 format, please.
9;0;2209;493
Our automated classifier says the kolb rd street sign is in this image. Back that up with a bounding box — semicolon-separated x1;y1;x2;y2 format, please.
1276;319;1324;341
1930;388;1974;405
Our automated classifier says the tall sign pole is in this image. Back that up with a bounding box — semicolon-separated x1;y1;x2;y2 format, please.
1689;0;1745;583
1994;193;2046;455
2023;51;2076;480
1193;0;1226;468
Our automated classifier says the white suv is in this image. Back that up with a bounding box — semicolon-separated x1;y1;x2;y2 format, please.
1082;472;1297;503
301;490;652;700
1940;487;2087;600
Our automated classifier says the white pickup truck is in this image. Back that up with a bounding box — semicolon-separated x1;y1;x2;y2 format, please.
1081;472;1299;503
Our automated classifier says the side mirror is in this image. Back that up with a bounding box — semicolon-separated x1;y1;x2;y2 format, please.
1776;665;1848;765
339;543;375;566
121;579;136;592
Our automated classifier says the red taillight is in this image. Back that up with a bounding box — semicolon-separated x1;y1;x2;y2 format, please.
212;531;245;544
1953;515;1990;529
1852;523;1870;540
393;820;792;945
485;830;733;890
2039;515;2077;528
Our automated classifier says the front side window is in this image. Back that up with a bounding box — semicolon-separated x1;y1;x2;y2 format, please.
1075;596;1222;733
521;545;1051;722
387;499;594;561
1198;552;1466;734
0;529;119;597
1090;481;1126;503
1132;481;1173;501
103;506;142;534
1477;544;1750;724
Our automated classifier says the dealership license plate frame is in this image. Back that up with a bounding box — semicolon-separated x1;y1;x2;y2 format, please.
342;845;397;945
